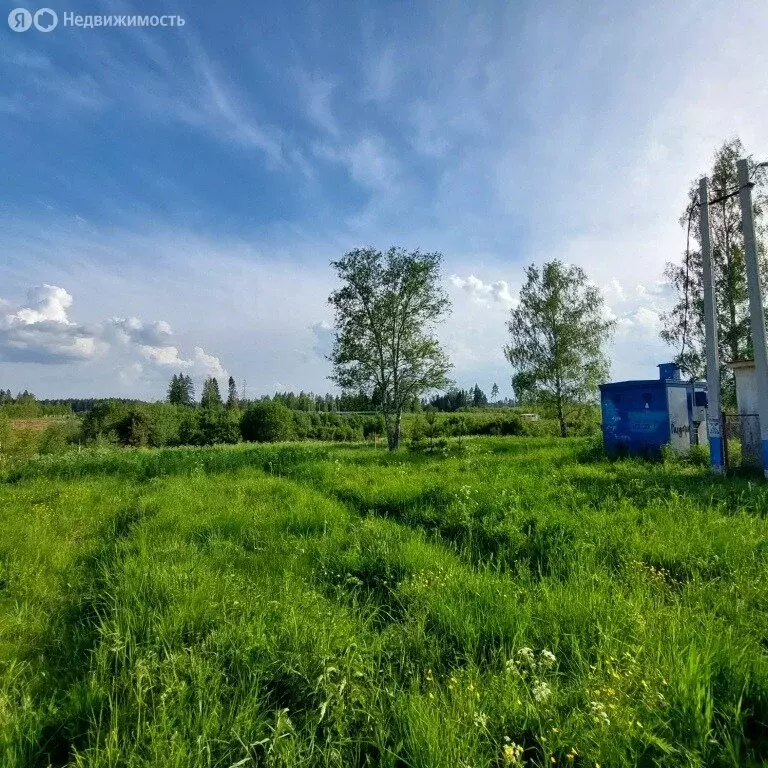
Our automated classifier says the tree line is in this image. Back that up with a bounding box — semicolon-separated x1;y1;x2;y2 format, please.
0;381;510;420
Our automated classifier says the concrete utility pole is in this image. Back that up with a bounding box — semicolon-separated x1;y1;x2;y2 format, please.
737;159;768;478
699;177;724;474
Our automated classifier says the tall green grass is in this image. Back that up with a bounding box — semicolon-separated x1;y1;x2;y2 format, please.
1;437;767;766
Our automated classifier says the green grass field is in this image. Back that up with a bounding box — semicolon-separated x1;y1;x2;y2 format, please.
1;437;767;767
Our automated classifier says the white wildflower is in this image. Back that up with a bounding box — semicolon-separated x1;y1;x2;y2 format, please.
532;679;552;703
540;649;557;669
516;647;536;670
590;700;610;725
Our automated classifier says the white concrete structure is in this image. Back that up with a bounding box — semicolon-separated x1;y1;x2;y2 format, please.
730;360;762;467
737;160;768;477
700;177;724;473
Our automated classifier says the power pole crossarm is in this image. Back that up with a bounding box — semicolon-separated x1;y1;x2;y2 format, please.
699;177;724;474
737;159;768;478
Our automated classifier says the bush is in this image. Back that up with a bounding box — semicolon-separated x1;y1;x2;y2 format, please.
38;421;80;454
144;404;188;447
240;402;295;443
409;414;426;442
116;408;153;447
362;414;385;439
475;413;525;437
0;413;10;450
176;409;240;446
81;400;129;443
292;411;312;439
197;409;240;445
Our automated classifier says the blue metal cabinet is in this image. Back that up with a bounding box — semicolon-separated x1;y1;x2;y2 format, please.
599;363;707;456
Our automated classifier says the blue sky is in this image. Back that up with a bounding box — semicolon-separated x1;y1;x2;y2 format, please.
1;0;767;399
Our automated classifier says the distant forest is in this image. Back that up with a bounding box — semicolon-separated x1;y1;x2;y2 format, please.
0;379;514;417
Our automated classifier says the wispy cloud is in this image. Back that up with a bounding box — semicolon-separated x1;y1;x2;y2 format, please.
296;69;339;136
314;134;401;193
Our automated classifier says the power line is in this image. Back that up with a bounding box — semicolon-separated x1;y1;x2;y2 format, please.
700;185;744;207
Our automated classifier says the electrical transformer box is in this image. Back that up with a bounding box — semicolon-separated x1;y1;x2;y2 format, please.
600;363;708;457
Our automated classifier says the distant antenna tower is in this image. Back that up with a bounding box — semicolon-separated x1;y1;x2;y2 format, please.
241;378;247;401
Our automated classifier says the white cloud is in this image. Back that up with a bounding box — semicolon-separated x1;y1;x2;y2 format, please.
139;344;227;379
636;281;672;300
450;274;516;305
603;279;625;302
107;317;174;346
0;283;227;381
0;285;103;364
9;284;73;325
363;46;397;103
119;362;144;386
602;277;672;337
633;307;662;334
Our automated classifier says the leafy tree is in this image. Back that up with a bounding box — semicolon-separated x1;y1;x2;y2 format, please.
661;138;767;405
491;382;499;402
200;377;223;409
328;247;452;450
240;401;294;443
226;376;239;410
505;260;615;437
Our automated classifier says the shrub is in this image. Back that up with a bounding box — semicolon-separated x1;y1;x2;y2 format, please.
443;414;470;437
410;414;426;442
240;401;295;443
81;400;129;443
116;408;153;447
0;413;10;450
144;404;188;447
38;421;79;454
292;411;312;439
185;409;240;445
362;414;385;439
475;413;524;437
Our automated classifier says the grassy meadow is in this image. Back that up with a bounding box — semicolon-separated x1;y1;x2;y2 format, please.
1;437;767;767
